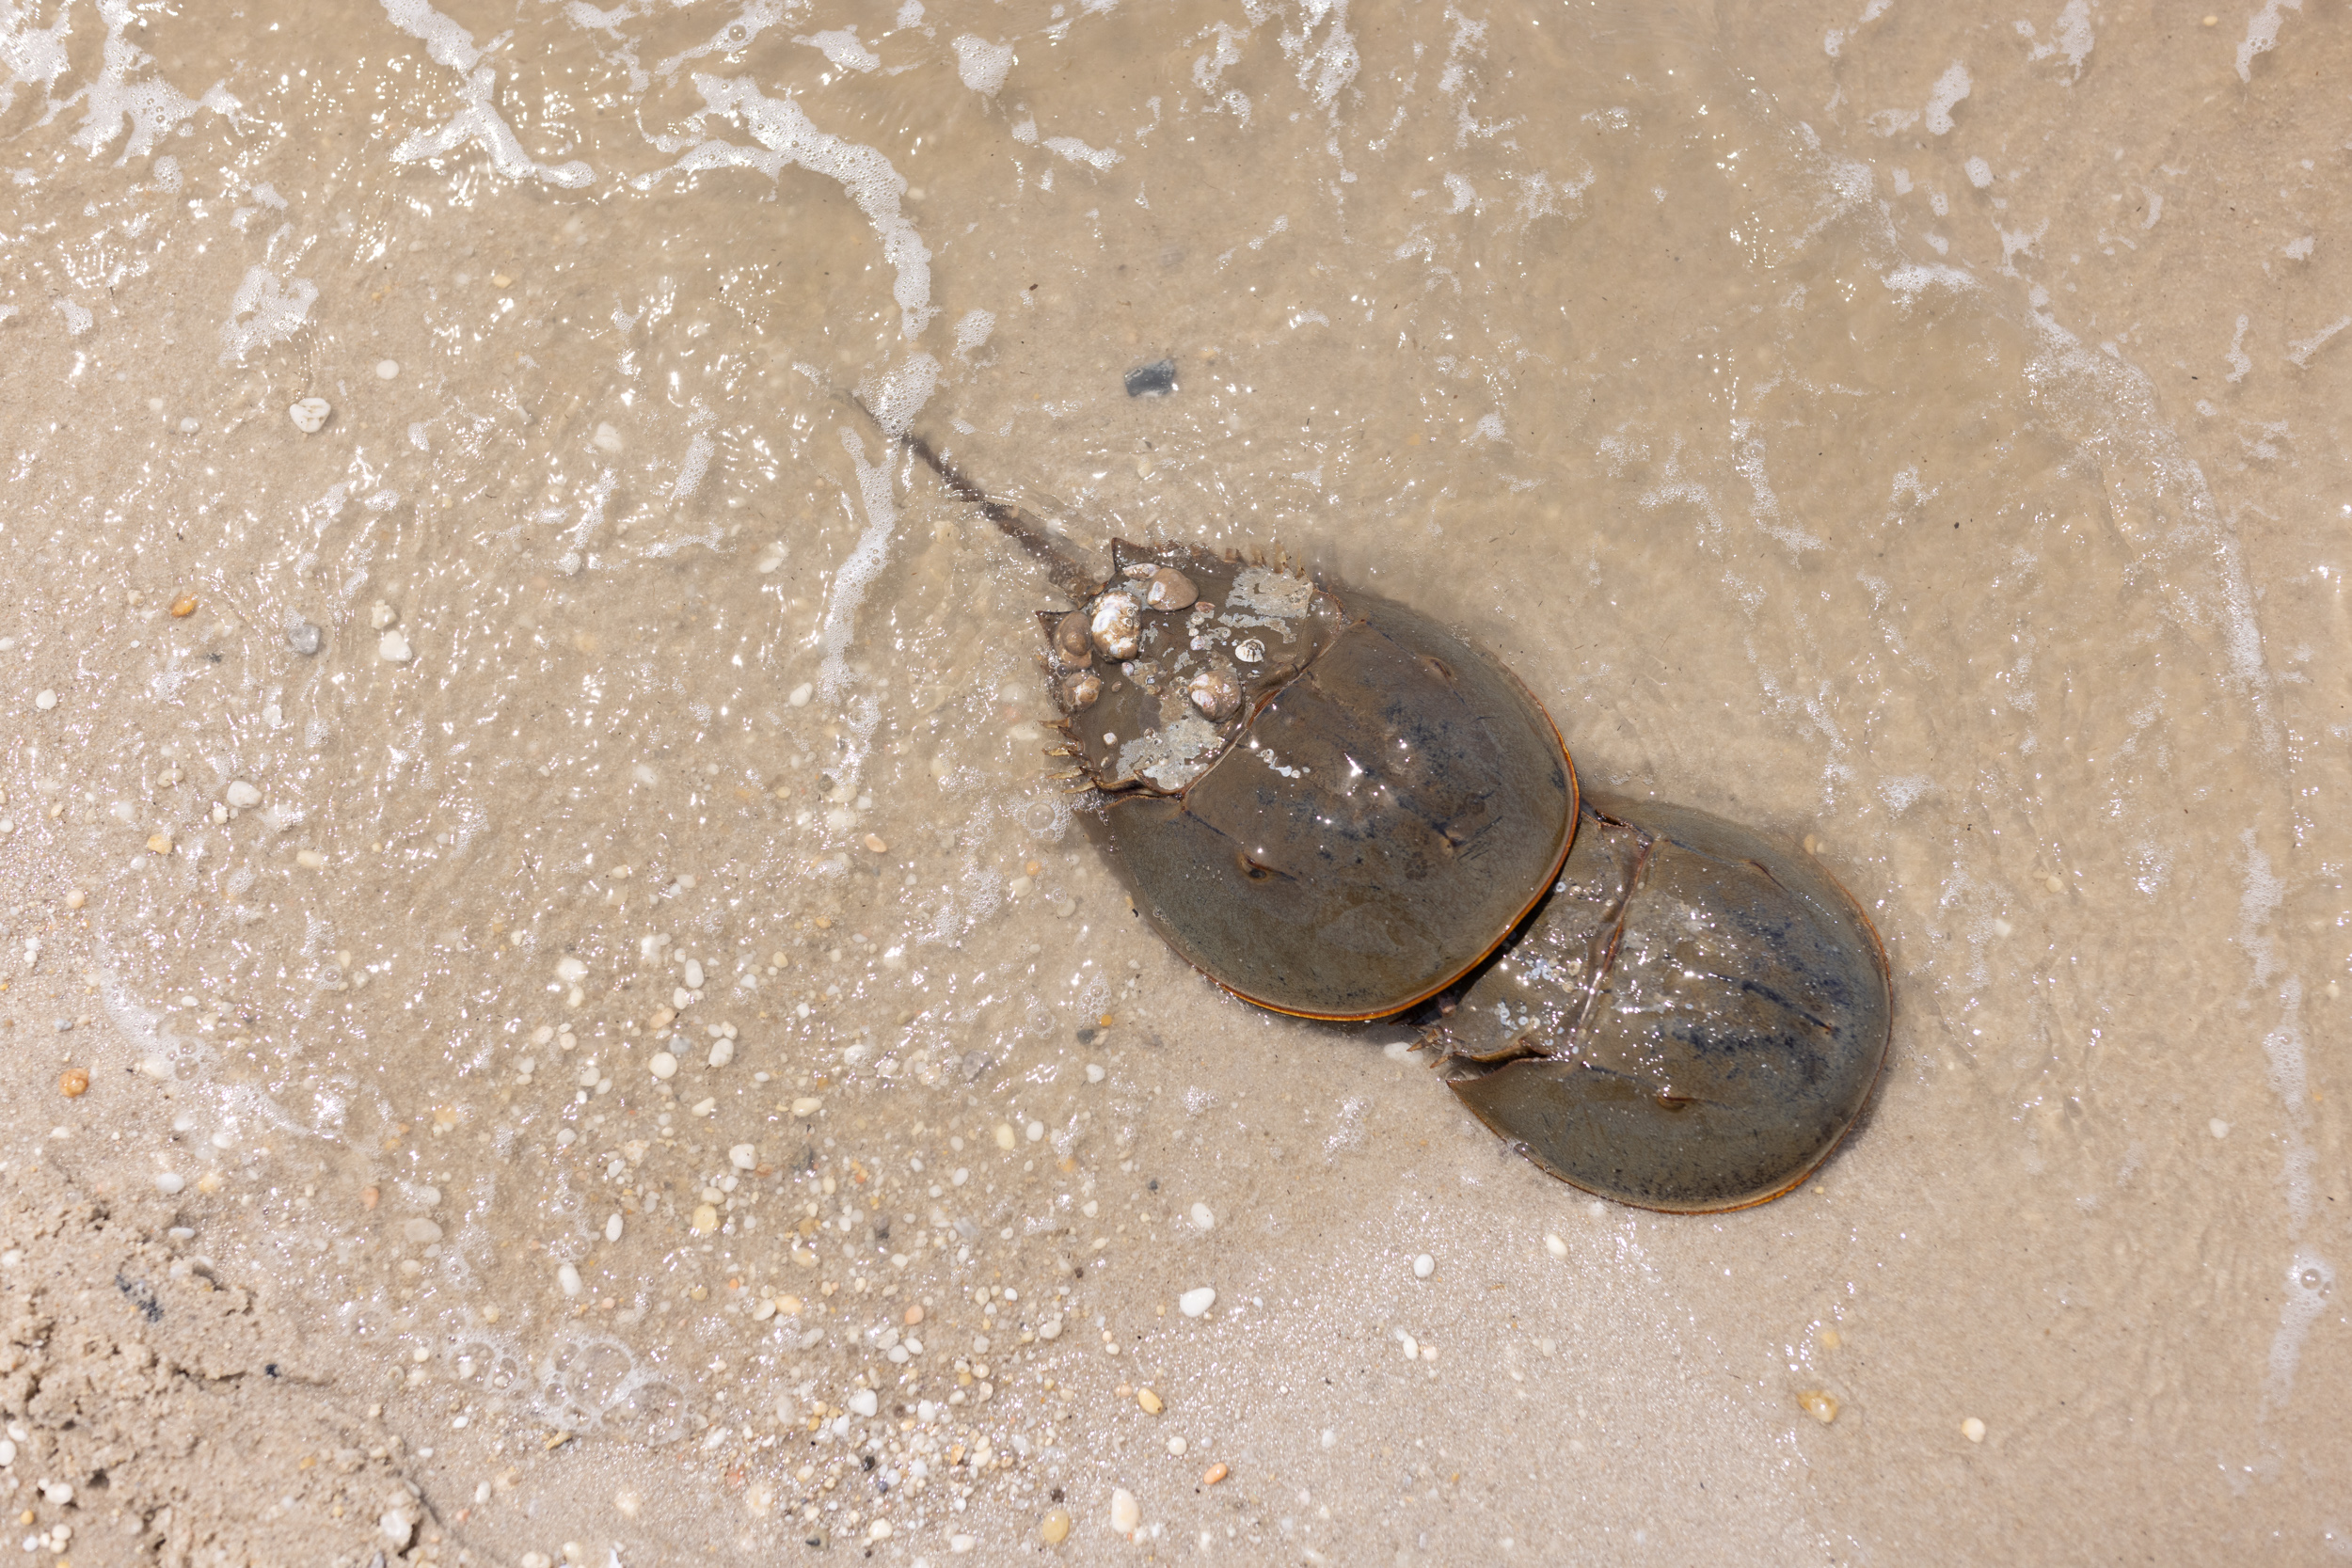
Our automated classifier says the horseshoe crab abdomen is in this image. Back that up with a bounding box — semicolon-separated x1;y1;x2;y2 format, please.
1425;796;1891;1212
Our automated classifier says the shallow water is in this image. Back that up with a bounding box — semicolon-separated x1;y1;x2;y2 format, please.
2;0;2347;1560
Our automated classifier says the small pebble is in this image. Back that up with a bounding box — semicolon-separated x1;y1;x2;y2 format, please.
993;1122;1017;1149
791;1096;822;1116
605;1214;624;1243
1086;1063;1106;1083
1137;1387;1164;1415
1039;1508;1072;1544
691;1203;720;1232
169;592;199;617
1544;1234;1568;1258
147;833;174;855
375;358;400;379
1189;1202;1215;1231
848;1388;879;1418
2210;1118;2230;1139
1202;1463;1229;1485
1797;1388;1839;1424
289;396;331;434
57;1068;88;1099
64;890;86;910
34;689;56;711
379;628;413;663
729;1143;757;1170
1178;1286;1216;1318
154;1172;185;1195
1413;1253;1435;1279
1962;1417;1986;1443
863;832;888;853
683;957;705;990
1110;1488;1141;1533
904;1304;925;1325
287;621;324;656
225;780;262;809
649;1052;678;1080
1167;1435;1187;1455
558;1262;582;1296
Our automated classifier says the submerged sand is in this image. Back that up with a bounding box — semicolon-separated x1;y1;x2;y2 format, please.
0;2;2346;1562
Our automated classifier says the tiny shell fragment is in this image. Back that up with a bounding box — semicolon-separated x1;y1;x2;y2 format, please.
1061;672;1103;710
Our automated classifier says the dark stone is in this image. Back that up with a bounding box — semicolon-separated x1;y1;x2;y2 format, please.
1123;358;1178;398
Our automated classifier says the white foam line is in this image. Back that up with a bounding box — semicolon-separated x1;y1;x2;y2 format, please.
647;75;934;339
381;0;595;188
2284;314;2350;368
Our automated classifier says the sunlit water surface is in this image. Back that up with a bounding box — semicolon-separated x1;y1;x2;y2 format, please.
1;0;2344;1560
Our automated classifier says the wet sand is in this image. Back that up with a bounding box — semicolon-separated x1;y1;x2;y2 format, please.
0;2;2346;1562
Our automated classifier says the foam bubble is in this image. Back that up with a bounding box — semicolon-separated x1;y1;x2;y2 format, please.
953;36;1014;96
1922;61;1971;135
1043;135;1121;171
952;309;995;360
2236;0;2303;83
218;263;319;364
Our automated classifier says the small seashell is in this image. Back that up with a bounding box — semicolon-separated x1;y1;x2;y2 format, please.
1145;567;1198;610
1090;592;1141;660
1234;638;1266;664
1187;667;1242;721
1061;672;1104;711
1052;610;1093;667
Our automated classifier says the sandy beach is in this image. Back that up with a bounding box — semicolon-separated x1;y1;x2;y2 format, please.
0;1;2346;1562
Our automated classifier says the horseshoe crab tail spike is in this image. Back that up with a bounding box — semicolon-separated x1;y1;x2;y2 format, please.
841;394;1099;602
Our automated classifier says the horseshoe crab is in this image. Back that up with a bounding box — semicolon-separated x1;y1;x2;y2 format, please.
1422;796;1892;1212
890;426;1577;1021
871;413;1887;1211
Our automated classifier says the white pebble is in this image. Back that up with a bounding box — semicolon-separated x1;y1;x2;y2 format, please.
375;358;400;380
154;1172;185;1195
605;1214;624;1243
1086;1063;1106;1084
1962;1416;1986;1443
1189;1202;1215;1231
34;689;56;712
0;1439;13;1465
791;1096;822;1117
649;1052;678;1080
554;956;586;983
378;629;412;663
1320;1427;1336;1449
2210;1118;2231;1139
289;396;330;434
1544;1233;1568;1259
848;1388;879;1418
787;682;813;706
1413;1254;1435;1279
708;1037;734;1068
1167;1435;1187;1455
1038;1318;1062;1340
729;1143;757;1170
404;1218;443;1243
684;958;705;990
558;1261;582;1296
593;421;623;453
225;780;262;809
1178;1286;1216;1318
1110;1487;1141;1533
1025;1119;1045;1143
